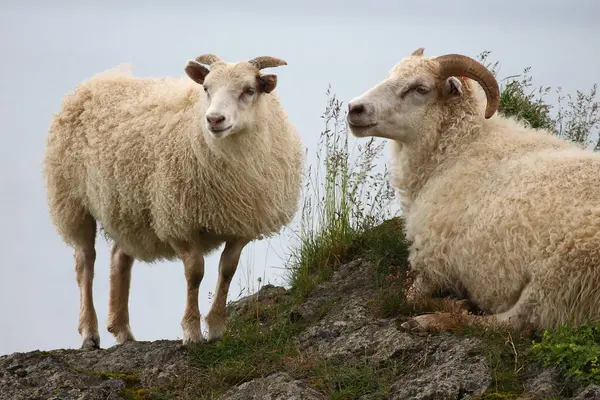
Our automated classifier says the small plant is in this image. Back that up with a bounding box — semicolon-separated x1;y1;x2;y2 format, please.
531;323;600;386
554;83;600;149
478;50;600;150
284;85;397;300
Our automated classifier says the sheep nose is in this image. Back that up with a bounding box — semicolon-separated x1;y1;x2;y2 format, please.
206;114;226;126
348;103;366;115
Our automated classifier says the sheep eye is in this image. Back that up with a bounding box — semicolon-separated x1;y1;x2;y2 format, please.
415;85;430;95
244;87;256;96
203;86;209;95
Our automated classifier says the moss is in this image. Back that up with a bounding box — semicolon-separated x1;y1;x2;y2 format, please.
68;367;166;400
97;371;141;385
71;367;142;385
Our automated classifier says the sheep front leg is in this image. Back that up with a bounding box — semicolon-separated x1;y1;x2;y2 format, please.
75;247;100;349
205;238;249;342
106;244;135;344
172;241;205;344
74;222;100;350
405;273;471;314
401;278;538;333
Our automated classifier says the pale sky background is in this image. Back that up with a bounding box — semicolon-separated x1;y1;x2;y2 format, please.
0;0;598;355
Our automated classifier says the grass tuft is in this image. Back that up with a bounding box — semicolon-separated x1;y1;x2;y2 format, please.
454;326;534;399
284;85;397;300
187;303;303;398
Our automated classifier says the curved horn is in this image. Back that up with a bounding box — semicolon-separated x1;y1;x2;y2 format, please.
247;56;287;70
435;54;500;119
195;54;221;66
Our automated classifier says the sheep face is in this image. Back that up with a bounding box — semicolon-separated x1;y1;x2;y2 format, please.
185;60;280;139
346;48;500;143
346;54;457;144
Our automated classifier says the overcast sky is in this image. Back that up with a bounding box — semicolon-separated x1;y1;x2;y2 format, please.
0;0;598;355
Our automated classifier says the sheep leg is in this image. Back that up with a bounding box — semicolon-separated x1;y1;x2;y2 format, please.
405;274;471;314
106;244;135;344
400;279;536;333
205;238;249;342
172;241;205;344
74;215;100;350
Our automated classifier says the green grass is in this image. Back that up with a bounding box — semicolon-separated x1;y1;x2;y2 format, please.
308;358;400;399
345;217;417;319
453;326;535;399
185;294;303;399
284;85;397;301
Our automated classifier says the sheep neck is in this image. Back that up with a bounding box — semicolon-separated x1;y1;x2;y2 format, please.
393;112;483;209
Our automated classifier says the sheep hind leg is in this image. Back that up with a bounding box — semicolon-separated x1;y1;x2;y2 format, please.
74;214;100;350
106;244;135;345
205;238;250;343
172;241;206;345
400;280;536;333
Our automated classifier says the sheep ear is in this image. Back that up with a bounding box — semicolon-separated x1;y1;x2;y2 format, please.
443;77;463;100
185;60;210;84
411;47;425;57
259;74;277;93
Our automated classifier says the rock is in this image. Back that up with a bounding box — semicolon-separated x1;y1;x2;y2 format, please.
0;341;192;400
520;366;563;399
295;259;385;362
227;284;288;321
573;385;600;399
219;372;326;400
389;336;491;400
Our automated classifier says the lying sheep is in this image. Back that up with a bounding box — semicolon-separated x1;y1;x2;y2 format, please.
346;47;600;332
43;54;304;349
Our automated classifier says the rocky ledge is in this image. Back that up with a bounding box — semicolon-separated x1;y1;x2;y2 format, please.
2;256;599;399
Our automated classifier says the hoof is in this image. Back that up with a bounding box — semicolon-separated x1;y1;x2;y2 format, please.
108;325;136;345
81;334;100;350
207;326;226;343
182;330;205;345
182;337;206;346
206;334;223;344
399;313;465;333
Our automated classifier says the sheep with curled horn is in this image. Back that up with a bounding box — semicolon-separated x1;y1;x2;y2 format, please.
346;47;600;333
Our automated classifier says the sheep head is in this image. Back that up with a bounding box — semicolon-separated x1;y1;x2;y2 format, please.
346;48;499;143
184;54;287;139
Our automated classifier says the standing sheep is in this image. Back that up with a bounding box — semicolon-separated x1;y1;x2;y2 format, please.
43;54;304;349
346;47;600;332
